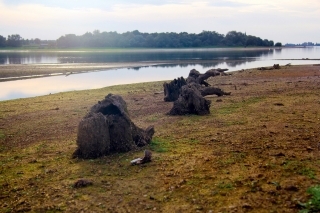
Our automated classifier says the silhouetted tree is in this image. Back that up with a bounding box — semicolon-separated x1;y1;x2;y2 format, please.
7;34;22;47
198;31;224;46
222;31;246;46
0;35;6;47
57;34;79;48
34;38;41;45
275;42;282;47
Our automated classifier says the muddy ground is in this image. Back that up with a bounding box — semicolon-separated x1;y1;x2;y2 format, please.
0;64;320;212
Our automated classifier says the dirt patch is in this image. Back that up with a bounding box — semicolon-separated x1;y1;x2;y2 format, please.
0;65;320;212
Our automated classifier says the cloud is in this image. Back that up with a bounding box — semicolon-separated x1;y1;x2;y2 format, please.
0;0;319;43
0;1;231;35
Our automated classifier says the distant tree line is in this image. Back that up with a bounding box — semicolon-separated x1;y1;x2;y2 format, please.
56;30;274;48
0;34;55;48
285;42;320;47
1;30;278;48
0;34;23;47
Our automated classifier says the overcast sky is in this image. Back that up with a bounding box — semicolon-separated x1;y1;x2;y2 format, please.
1;0;319;43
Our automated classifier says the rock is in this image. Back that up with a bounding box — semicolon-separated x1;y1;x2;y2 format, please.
306;146;314;151
284;185;299;191
271;152;286;157
73;179;93;188
242;203;252;209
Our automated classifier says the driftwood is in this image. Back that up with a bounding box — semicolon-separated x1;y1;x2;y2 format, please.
257;67;273;70
130;150;152;165
73;94;155;159
200;87;230;97
166;68;231;115
186;68;228;86
257;64;281;70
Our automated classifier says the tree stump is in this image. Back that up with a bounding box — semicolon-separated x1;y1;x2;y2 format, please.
73;112;110;159
163;77;187;102
169;83;211;115
73;94;155;159
163;68;230;102
186;68;228;86
273;64;280;69
165;68;230;115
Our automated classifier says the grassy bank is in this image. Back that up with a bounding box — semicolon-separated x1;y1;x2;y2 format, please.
1;65;320;212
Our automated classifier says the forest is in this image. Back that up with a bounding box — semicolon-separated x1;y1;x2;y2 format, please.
0;30;275;48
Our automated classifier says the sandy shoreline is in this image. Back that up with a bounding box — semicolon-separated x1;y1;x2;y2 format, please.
1;60;320;83
0;62;166;81
0;60;247;82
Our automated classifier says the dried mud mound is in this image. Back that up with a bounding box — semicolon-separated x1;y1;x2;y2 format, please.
73;94;155;159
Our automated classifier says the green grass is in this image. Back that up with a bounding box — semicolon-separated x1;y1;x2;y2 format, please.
145;114;160;122
299;185;320;213
299;167;316;179
216;97;265;115
284;161;316;179
149;138;171;153
218;152;246;167
0;131;5;140
217;181;234;190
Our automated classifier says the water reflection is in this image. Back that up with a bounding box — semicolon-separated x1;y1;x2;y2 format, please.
128;58;256;71
0;52;58;64
1;48;319;65
54;49;272;63
0;48;273;65
1;58;319;101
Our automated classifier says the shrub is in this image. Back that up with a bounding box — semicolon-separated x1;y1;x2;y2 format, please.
299;185;320;213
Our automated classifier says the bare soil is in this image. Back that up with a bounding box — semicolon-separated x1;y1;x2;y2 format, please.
0;65;320;212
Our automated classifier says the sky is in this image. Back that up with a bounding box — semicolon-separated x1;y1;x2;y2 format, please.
0;0;319;44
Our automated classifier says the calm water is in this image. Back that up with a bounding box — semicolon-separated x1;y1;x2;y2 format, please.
0;47;319;101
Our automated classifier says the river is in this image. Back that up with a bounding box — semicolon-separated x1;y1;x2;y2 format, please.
0;47;319;101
